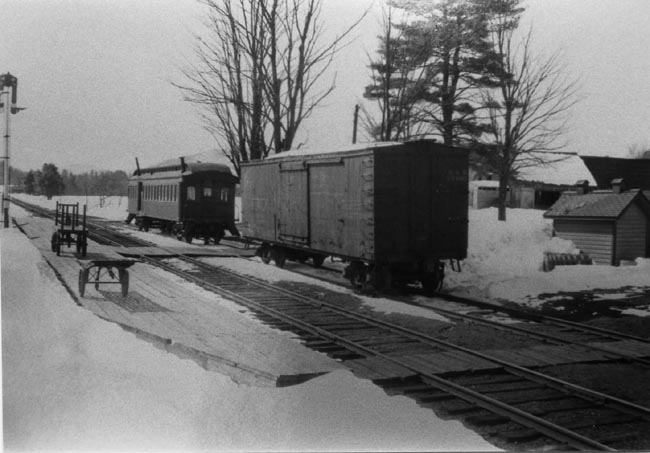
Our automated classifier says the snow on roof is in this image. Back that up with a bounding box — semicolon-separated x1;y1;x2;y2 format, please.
147;150;237;176
265;142;401;160
516;154;596;186
544;189;646;218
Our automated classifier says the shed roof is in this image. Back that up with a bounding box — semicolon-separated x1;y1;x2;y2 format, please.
515;153;595;186
543;189;649;219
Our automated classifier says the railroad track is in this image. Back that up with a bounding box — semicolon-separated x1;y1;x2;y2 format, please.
13;197;650;449
149;254;650;451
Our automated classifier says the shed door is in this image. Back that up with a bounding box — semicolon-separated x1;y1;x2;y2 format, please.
278;166;309;245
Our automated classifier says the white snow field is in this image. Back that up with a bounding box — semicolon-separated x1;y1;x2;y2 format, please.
4;193;650;451
3;197;499;451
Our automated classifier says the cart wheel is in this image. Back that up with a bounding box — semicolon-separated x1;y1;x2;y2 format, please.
78;268;89;297
119;269;129;297
259;245;272;264
76;235;87;256
51;232;59;253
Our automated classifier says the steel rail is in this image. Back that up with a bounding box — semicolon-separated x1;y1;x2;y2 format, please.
168;255;650;422
403;301;650;368
142;256;614;451
432;291;650;344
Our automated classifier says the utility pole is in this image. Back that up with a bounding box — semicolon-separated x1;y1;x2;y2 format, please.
352;104;360;144
1;72;21;228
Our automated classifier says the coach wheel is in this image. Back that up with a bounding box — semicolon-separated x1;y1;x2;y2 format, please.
312;254;326;268
142;219;150;232
78;268;89;298
273;248;286;268
119;269;130;297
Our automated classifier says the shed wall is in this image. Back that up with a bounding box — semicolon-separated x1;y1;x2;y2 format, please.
553;219;613;265
616;203;647;262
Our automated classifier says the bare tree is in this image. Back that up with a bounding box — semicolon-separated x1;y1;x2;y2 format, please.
627;143;650;159
178;0;365;175
178;0;270;174
478;8;579;221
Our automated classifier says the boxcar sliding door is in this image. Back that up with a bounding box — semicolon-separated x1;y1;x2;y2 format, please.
278;163;309;246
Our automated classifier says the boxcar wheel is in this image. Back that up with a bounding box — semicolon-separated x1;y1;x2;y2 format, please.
312;255;326;268
420;266;444;295
184;230;193;244
273;248;286;268
212;229;225;245
344;261;367;288
259;245;272;264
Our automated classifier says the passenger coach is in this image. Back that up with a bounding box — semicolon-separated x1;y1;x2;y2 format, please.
127;158;239;244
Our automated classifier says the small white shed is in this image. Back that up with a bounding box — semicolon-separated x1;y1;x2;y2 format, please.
469;180;509;209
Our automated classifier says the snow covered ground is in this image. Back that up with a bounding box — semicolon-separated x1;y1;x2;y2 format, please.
4;193;650;451
2;198;497;452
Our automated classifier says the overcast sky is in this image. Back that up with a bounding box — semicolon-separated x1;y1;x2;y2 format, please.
3;0;650;173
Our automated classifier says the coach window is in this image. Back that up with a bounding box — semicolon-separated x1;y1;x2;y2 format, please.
187;186;196;201
203;184;213;198
220;187;229;202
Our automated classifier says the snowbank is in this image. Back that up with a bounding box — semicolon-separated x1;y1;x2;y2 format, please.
12;193;128;221
1;225;496;451
445;208;650;306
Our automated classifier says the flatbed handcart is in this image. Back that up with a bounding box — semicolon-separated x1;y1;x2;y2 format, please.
51;202;88;257
78;258;137;297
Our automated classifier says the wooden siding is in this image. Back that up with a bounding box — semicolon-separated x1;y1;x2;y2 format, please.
616;203;647;262
309;157;374;259
240;163;281;240
553;219;613;265
278;167;309;244
374;145;468;262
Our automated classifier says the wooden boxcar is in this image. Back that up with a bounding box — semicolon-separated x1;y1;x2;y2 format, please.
240;139;469;291
127;159;239;243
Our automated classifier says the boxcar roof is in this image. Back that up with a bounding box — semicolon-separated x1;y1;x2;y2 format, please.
262;141;401;161
543;189;650;219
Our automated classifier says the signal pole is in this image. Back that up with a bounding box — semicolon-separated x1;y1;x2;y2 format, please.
1;72;20;228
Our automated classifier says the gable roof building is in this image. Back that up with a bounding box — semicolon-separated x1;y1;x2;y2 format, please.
544;187;650;265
